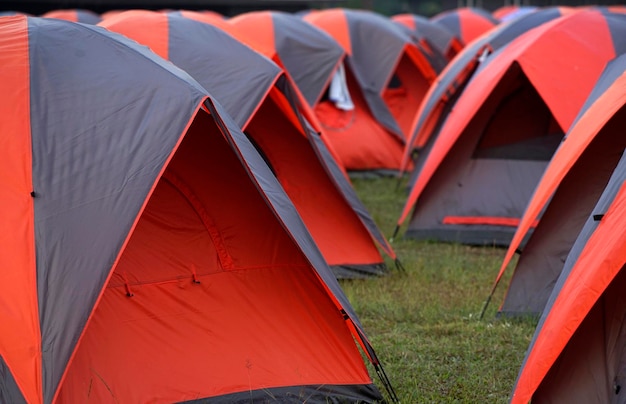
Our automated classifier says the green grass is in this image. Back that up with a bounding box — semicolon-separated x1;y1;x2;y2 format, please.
342;176;537;403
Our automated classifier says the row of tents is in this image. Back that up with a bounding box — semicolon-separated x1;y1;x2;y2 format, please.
388;5;626;403
0;6;508;402
4;3;626;402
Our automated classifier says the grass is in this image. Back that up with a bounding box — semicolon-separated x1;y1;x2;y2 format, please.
341;176;538;403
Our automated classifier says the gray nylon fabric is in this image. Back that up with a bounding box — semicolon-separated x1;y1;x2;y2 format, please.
344;9;413;138
514;153;626;400
500;106;626;317
398;14;456;58
270;11;344;106
0;356;26;404
432;12;461;43
168;12;281;128
28;17;209;403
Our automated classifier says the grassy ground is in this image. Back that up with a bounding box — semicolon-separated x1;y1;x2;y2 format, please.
342;176;537;403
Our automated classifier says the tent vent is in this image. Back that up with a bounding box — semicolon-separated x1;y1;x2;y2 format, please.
30;191;36;197
593;214;605;221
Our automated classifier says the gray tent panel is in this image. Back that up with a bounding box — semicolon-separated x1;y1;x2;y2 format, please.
346;9;410;138
28;18;207;402
168;12;281;128
499;106;626;317
272;11;344;106
0;356;26;404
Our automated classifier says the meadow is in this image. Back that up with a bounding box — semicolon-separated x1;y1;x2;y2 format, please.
343;176;538;403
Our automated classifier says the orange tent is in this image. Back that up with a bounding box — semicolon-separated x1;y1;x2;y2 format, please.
430;7;498;47
485;53;626;318
397;10;626;247
101;10;397;278
392;13;463;62
41;8;101;24
304;8;437;174
510;139;626;403
0;15;392;402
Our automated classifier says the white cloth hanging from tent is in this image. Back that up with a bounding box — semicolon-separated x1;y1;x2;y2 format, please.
329;63;354;111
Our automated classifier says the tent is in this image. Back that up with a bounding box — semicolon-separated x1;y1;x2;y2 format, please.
400;6;574;170
40;8;101;23
0;15;390;403
396;10;626;247
510;150;626;403
485;53;626;318
100;10;397;278
228;10;345;112
492;5;538;22
304;8;438;174
392;13;463;62
430;7;498;48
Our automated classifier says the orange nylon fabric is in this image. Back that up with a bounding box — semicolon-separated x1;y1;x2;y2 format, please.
391;14;416;31
41;10;79;22
304;9;352;55
511;182;626;403
383;46;435;139
516;11;615;132
491;70;626;299
249;89;384;267
457;8;497;45
99;10;169;60
57;112;371;402
442;216;538;227
228;12;277;60
177;9;232;31
397;11;617;225
0;16;43;404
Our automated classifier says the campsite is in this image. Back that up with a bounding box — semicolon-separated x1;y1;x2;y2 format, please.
2;2;626;402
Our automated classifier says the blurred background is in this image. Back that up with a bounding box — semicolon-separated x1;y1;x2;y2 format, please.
2;0;624;18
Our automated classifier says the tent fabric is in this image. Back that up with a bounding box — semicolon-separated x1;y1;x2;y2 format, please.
397;10;626;247
229;10;345;108
40;8;102;24
304;8;437;173
100;10;396;278
401;6;572;168
0;15;384;403
510;153;626;403
392;13;462;62
431;7;498;47
488;54;626;317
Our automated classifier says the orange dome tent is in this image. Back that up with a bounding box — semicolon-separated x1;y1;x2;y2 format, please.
0;15;391;403
101;10;397;279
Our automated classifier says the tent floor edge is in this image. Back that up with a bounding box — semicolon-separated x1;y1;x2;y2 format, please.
178;383;385;403
332;263;388;279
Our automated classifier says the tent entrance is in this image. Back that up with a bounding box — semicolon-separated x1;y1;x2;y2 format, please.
57;111;371;403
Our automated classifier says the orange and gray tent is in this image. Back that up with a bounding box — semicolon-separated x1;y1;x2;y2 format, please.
392;13;463;62
430;7;498;48
0;15;392;403
101;10;397;279
228;10;345;112
492;5;538;22
509;151;626;403
400;6;573;169
395;10;626;247
484;54;626;318
304;8;438;174
40;8;101;24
